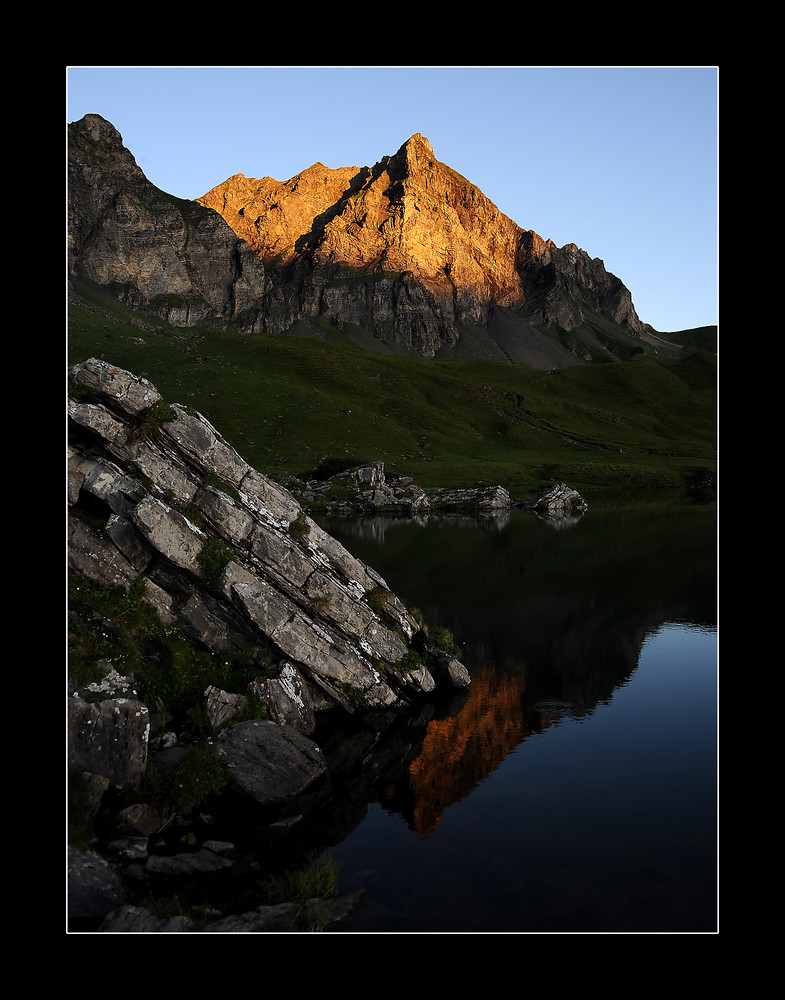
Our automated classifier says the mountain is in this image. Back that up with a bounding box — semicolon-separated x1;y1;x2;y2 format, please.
198;131;669;365
68;114;270;329
68;115;705;368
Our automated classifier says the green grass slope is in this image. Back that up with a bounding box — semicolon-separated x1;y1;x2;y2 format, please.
67;284;717;506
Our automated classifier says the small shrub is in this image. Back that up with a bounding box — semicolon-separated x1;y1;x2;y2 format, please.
196;538;235;590
235;692;269;724
398;649;424;674
365;586;391;614
68;768;97;846
259;852;339;905
408;606;426;630
288;512;310;539
185;500;205;526
337;681;366;707
433;626;461;658
131;399;176;443
203;472;240;501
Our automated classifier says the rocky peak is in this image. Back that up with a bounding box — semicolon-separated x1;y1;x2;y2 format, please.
403;132;435;156
68;115;269;330
391;132;437;176
198;130;649;351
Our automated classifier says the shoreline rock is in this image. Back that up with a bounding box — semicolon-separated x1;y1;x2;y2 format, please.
67;360;586;931
521;481;588;523
67;359;473;932
290;460;586;528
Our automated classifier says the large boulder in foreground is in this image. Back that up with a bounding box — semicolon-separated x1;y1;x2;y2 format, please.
213;720;327;807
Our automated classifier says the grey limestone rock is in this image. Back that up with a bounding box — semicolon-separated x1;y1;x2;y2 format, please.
68;358;461;720
68;660;150;789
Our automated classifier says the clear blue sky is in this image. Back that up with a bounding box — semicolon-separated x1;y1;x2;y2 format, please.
66;65;718;333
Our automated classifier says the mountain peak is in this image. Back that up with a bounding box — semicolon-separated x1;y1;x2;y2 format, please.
400;132;434;155
194;130;651;354
70;117;658;365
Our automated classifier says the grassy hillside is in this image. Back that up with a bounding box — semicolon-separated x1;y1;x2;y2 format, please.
67;283;716;506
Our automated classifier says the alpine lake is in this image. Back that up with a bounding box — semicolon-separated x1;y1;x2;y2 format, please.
288;497;719;934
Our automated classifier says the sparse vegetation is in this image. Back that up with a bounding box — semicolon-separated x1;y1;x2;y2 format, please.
408;606;426;630
203;472;240;501
68;573;270;724
135;850;340;931
365;585;391;613
337;681;366;707
139;742;228;824
196;537;235;590
131;399;176;443
433;626;461;658
259;851;339;906
288;512;311;539
398;649;425;673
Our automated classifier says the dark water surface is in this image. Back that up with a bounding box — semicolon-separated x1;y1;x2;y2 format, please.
313;504;717;934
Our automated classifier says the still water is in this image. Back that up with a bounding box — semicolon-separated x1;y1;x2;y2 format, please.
313;505;717;934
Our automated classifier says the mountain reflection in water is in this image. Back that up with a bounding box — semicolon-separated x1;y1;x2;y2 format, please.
390;666;531;838
311;506;717;932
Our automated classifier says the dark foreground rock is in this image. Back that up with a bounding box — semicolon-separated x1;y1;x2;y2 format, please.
69;847;129;925
213;720;327;807
67;358;472;931
97;890;366;932
68;841;367;931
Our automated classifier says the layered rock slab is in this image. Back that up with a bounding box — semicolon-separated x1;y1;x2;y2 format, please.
68;358;468;725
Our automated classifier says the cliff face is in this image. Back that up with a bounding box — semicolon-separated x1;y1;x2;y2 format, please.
68;114;269;330
68;115;657;365
199;135;525;311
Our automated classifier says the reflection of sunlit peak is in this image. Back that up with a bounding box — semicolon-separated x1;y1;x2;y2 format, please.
406;668;533;836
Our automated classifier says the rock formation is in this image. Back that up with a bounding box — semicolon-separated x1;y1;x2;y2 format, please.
68;115;670;367
292;460;512;518
68;358;475;929
288;461;588;531
68;358;467;728
68;114;269;330
522;481;589;522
